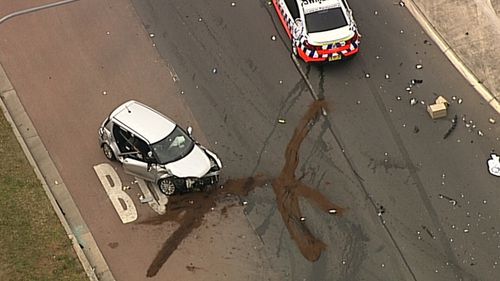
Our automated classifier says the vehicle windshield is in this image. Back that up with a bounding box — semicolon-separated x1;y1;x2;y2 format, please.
150;126;195;164
305;7;347;33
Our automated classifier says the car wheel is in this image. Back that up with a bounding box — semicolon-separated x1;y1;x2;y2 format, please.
102;143;115;160
158;179;176;196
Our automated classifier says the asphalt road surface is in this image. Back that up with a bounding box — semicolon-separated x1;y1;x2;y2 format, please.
0;0;498;280
131;0;500;280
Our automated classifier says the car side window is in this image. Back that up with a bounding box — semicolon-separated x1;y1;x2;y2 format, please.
130;137;153;162
113;124;132;153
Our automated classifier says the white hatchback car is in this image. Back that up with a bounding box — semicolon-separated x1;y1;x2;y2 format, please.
98;100;222;195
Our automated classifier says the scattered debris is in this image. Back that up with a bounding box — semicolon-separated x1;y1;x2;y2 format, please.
443;115;458;139
410;97;417;106
422;225;436;239
438;193;458;206
427;103;447;119
435;96;449;107
427;96;448;119
377;205;385;216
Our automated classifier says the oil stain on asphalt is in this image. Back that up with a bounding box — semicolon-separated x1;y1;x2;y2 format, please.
142;100;343;277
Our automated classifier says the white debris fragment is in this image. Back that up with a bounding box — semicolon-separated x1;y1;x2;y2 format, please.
410;98;417;105
385;74;390;79
212;67;217;74
405;87;411;91
396;96;401;101
400;30;404;34
365;73;371;78
489;118;496;124
483;200;487;204
278;118;286;124
478;130;484;136
54;180;59;185
231;2;236;6
356;100;361;104
198;17;203;22
271;35;277;41
399;1;405;7
279;80;283;84
102;91;107;95
106;31;110;35
300;217;306;221
180;90;185;95
415;64;423;69
381;263;385;268
149;33;155;38
420;100;425;105
242;200;248;206
328;209;337;214
458;98;463;104
452;96;457;101
487;154;500;177
374;10;378;15
464;229;469;233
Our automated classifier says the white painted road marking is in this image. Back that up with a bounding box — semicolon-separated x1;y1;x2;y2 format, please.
135;178;168;215
93;163;138;224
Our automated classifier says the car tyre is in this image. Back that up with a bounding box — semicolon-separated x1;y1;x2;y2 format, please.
158;178;176;196
102;143;115;160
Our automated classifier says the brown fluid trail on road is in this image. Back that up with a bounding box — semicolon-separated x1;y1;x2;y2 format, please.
143;100;342;277
143;176;268;277
272;100;344;262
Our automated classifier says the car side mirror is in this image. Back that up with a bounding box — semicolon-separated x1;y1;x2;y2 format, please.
187;126;193;136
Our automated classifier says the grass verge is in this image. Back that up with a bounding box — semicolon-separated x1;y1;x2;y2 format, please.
0;107;87;281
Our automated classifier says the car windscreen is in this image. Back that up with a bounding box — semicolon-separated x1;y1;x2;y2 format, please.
150;126;195;164
305;7;347;33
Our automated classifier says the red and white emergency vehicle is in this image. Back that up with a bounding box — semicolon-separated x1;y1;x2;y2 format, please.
273;0;361;62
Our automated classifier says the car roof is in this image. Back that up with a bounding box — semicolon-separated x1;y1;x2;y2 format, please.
301;0;344;14
109;100;176;144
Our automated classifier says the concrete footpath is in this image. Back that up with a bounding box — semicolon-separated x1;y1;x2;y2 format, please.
407;0;500;113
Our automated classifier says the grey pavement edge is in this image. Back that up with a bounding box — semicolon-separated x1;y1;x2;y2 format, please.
406;0;500;114
0;64;114;281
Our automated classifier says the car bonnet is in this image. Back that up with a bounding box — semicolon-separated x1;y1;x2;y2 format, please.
164;145;211;178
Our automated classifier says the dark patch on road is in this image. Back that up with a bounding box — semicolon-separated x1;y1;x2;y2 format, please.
142;100;343;277
272;100;344;261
